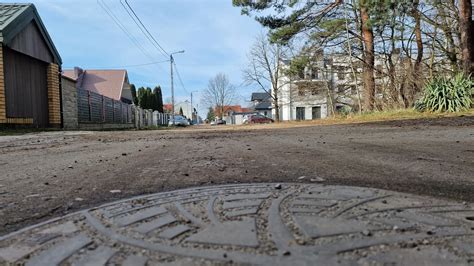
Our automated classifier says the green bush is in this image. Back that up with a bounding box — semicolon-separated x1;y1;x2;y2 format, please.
416;73;473;112
336;105;352;117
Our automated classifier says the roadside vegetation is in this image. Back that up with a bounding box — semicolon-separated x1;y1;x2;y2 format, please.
233;1;474;118
415;73;473;113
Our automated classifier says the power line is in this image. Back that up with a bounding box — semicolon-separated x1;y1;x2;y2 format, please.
98;0;168;75
123;0;169;57
97;0;155;63
173;61;189;94
63;59;170;70
119;0;168;59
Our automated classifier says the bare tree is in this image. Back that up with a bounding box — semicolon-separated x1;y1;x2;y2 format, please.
201;73;237;119
243;33;286;121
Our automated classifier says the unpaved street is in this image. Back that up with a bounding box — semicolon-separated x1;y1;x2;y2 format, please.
0;116;473;235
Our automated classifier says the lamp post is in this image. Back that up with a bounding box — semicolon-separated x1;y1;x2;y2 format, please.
170;50;185;125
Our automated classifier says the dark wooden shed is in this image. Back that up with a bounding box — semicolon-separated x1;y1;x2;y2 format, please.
0;4;62;127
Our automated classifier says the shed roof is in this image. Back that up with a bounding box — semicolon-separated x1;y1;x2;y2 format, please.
251;91;271;101
255;101;271;110
0;3;61;64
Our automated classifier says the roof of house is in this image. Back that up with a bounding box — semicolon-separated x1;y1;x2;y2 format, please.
255;101;271;110
251;91;271;101
0;3;61;64
63;69;129;101
214;105;244;116
163;104;172;111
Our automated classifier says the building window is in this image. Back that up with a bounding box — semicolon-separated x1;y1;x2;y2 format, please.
312;106;321;119
311;69;319;80
296;107;305;120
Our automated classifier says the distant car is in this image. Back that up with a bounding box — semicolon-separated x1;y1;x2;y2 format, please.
248;114;274;124
243;114;251;124
216;119;226;125
211;119;226;126
168;115;190;126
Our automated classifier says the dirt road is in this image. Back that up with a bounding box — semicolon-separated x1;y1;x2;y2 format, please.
0;116;473;235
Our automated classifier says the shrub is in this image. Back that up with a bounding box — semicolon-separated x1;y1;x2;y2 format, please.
336;105;352;117
416;73;473;112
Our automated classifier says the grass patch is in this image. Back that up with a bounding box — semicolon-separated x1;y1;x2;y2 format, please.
339;108;474;123
263;108;474;129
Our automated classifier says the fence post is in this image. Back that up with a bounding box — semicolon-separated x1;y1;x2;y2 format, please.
101;95;105;123
87;90;92;122
112;100;115;123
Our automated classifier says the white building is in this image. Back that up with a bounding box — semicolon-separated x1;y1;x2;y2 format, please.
174;100;193;119
273;52;371;121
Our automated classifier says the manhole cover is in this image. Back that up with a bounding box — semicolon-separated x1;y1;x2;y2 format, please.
1;183;473;265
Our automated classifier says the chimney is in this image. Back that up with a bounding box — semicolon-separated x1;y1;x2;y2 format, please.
73;67;84;79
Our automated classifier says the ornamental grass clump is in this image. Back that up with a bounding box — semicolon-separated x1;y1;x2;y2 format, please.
416;73;473;112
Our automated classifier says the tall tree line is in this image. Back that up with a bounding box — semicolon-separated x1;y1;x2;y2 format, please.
130;84;164;112
234;0;474;111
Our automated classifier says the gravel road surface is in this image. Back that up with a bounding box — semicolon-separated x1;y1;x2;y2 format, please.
0;116;473;235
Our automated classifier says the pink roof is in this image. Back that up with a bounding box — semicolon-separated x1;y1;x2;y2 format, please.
163;103;172;111
63;69;128;101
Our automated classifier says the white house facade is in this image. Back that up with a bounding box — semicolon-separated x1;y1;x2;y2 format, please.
272;52;378;121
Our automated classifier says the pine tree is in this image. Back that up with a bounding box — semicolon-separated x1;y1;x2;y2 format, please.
145;87;154;110
137;87;146;109
206;107;215;121
130;84;138;105
153;86;164;112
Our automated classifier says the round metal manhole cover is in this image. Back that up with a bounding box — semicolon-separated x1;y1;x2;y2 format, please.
1;183;473;265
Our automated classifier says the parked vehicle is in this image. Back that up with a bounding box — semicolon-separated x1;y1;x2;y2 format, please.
168;115;190;126
211;119;226;126
247;114;274;124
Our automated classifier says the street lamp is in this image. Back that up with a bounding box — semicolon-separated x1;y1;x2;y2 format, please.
170;50;185;125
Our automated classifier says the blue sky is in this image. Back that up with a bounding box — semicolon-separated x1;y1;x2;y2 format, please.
7;0;265;115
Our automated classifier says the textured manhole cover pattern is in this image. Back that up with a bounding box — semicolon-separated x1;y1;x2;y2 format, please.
1;183;474;265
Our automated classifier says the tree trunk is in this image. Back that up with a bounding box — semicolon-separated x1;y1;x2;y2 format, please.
274;98;280;122
411;0;423;105
460;0;474;75
360;3;376;111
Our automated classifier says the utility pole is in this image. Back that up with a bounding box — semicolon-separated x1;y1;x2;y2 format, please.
190;90;198;124
170;54;174;125
169;50;185;125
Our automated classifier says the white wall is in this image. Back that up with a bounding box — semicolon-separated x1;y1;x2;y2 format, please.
275;75;330;121
174;101;193;118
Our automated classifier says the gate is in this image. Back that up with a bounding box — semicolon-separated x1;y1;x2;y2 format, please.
4;47;49;126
